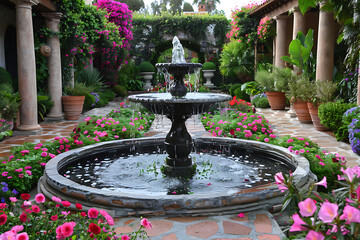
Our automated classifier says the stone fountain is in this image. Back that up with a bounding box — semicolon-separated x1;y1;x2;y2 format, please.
38;37;315;217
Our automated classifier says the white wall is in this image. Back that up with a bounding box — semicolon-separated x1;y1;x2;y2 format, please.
0;5;16;69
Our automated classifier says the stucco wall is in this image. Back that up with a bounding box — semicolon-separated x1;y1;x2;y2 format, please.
0;5;16;69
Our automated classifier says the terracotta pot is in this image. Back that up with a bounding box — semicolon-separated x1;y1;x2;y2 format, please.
293;99;312;124
265;91;286;110
307;102;330;131
62;96;85;120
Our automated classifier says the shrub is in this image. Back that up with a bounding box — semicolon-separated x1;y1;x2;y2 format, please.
76;68;104;91
202;61;216;70
0;67;13;89
251;93;269;108
318;102;356;141
233;87;250;102
113;85;128;97
139;61;155;72
83;92;96;111
254;69;276;92
117;61;143;91
190;57;199;63
229;83;242;96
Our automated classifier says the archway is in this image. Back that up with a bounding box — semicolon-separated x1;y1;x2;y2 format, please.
150;39;205;66
4;25;18;87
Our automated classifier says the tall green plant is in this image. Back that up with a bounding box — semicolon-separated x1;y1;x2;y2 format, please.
281;29;314;74
76;68;104;91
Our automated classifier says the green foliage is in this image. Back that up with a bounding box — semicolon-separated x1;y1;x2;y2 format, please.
37;94;54;122
83;92;96;111
314;80;337;104
202;61;216;70
132;13;229;62
76;68;104;92
254;69;275;92
298;0;317;15
0;67;13;88
233;87;250;102
183;2;194;11
0;91;21;121
117;60;143;91
281;29;314;75
190;57;199;63
219;41;254;80
335;70;358;103
0;130;12;142
120;0;144;11
63;82;94;96
286;74;311;101
318;102;356;141
228;83;242;96
251;93;269;108
139;61;155;72
113;85;128;97
240;81;263;96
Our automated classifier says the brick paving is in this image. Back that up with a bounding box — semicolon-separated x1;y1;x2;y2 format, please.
1;99;359;239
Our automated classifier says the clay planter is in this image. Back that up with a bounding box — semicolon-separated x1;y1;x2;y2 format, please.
307;102;330;131
293;99;312;124
265;91;286;110
62;96;85;120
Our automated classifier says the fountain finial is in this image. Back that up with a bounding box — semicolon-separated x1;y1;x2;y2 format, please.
172;36;186;63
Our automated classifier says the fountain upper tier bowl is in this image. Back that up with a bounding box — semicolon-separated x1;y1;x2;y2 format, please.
156;63;202;75
128;92;232;116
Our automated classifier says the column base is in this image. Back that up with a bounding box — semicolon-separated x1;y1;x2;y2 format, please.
14;126;43;136
44;115;64;122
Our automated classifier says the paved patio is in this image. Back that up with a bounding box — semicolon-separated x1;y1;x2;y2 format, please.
0;98;359;239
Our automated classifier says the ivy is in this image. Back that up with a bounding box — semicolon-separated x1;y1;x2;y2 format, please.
131;12;229;63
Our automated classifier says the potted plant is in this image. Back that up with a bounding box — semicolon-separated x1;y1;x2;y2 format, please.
139;61;155;90
202;61;216;88
255;66;289;110
286;74;313;124
62;82;93;120
307;80;337;130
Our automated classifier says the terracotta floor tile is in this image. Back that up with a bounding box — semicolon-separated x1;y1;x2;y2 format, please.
223;221;251;235
144;220;173;237
257;234;281;240
212;238;252;240
230;213;249;222
186;221;219;239
124;219;136;225
161;233;178;240
114;226;133;235
254;214;272;234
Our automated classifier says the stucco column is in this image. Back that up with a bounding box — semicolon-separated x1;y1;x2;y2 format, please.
292;7;307;74
275;15;290;68
316;2;336;81
42;12;63;120
10;0;42;133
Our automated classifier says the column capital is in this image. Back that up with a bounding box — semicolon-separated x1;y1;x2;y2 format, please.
10;0;39;8
41;12;63;22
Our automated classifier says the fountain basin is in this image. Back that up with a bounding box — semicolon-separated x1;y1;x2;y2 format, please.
38;137;315;217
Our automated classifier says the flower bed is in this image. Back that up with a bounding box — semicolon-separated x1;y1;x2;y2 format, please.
201;100;346;192
0;102;154;197
0;193;151;239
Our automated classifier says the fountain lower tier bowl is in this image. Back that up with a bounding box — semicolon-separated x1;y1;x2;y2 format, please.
156;63;202;75
39;137;315;217
128;92;232;117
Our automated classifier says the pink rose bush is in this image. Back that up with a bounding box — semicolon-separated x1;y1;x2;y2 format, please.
0;193;151;239
277;166;360;239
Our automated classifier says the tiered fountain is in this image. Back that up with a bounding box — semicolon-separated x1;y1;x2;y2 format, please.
39;37;315;217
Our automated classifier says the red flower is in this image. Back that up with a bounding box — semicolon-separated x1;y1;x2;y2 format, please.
19;212;27;222
21;194;30;200
51;215;58;221
31;205;40;213
61;201;71;208
0;213;7;225
81;212;87;217
75;203;82;210
88;208;99;218
229;129;235;136
89;223;101;235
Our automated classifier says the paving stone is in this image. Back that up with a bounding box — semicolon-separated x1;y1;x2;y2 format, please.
257;234;281;240
161;233;178;240
212;238;252;240
223;221;252;235
230;213;249;222
166;216;208;223
254;214;272;234
144;220;173;237
124;219;136;225
114;226;133;234
186;220;219;239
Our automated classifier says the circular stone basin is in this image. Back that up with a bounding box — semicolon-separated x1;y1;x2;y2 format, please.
39;137;315;217
128;92;232;116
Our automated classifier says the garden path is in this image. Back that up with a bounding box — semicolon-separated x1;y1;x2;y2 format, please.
1;98;359;239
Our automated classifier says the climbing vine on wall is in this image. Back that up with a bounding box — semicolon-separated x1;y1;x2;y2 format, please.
131;12;229;63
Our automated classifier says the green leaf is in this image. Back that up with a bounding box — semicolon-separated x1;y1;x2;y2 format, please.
288;39;303;68
298;0;317;15
304;29;314;50
72;235;77;240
